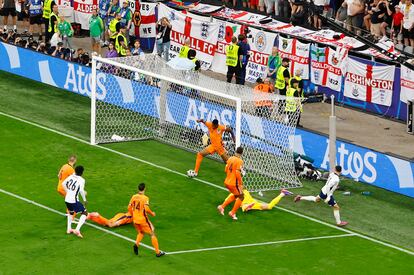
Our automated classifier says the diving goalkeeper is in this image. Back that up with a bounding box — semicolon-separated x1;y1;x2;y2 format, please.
223;188;294;212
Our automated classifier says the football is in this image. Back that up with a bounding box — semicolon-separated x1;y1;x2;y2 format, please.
187;170;196;178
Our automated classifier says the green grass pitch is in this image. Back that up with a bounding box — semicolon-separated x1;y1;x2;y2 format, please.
0;71;413;274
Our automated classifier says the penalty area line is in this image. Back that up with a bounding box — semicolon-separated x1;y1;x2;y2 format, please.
1;111;414;257
0;188;154;252
167;234;356;255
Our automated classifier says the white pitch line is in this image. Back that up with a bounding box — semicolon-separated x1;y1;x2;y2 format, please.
1;111;414;257
167;234;355;255
0;188;154;251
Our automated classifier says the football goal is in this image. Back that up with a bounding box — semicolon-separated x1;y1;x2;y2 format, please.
91;54;302;191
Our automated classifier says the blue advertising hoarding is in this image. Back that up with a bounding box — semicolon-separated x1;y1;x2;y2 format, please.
1;42;413;198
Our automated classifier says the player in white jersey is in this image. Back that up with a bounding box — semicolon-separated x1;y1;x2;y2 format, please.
294;166;348;227
62;165;88;238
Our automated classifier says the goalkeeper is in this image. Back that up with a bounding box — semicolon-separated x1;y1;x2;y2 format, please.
239;188;294;212
188;119;235;177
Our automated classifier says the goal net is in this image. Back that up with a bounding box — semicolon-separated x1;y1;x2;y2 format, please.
91;55;302;191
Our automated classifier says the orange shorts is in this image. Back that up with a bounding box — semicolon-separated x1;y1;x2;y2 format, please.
206;144;227;156
134;222;154;234
225;184;243;196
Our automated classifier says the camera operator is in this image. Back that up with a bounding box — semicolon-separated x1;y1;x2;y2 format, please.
237;33;250;86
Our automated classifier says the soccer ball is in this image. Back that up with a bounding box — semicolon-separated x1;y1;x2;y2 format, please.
187;169;197;178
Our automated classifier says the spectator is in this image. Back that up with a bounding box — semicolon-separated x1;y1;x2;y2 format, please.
106;41;118;58
1;0;18;32
285;78;302;126
179;37;191;58
188;49;201;71
402;0;414;47
108;0;121;24
237;33;250;85
48;4;59;42
119;0;132;40
156;17;172;61
89;8;104;55
225;36;243;84
275;57;290;96
369;0;387;39
254;77;274;118
391;5;404;43
249;0;259;9
108;12;122;44
58;14;74;48
18;0;30;33
258;0;265;12
336;1;348;26
344;0;365;35
131;39;144;56
280;0;291;19
266;46;281;82
98;0;111;45
26;0;43;39
380;0;395;39
42;0;55;42
313;0;328;29
115;25;128;57
264;0;280;16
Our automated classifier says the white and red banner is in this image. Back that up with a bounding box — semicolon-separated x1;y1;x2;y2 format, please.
278;37;310;79
310;45;348;91
400;65;414;103
344;58;395;106
210;20;276;82
73;0;98;29
132;1;157;50
159;4;219;70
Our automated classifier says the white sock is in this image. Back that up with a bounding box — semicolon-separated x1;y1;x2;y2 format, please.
301;196;317;202
75;214;87;231
13;25;17;30
67;215;73;231
333;209;341;224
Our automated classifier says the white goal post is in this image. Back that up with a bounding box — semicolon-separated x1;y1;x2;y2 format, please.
91;54;302;191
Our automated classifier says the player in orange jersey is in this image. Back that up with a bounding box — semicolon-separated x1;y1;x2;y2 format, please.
217;146;245;220
128;183;165;257
187;118;235;177
57;155;77;197
88;211;132;228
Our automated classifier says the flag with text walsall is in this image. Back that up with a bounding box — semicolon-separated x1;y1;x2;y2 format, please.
158;4;219;70
344;58;395;106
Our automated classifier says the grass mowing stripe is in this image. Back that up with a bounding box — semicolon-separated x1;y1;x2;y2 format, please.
0;187;154;251
0;186;355;255
1;111;414;257
167;234;356;255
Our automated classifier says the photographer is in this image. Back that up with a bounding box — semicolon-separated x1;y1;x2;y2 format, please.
156;17;172;61
51;41;65;58
237;33;250;85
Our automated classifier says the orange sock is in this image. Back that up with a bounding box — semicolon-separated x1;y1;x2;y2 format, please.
89;215;109;226
194;153;203;173
230;198;242;215
221;194;235;209
136;233;144;246
151;235;160;254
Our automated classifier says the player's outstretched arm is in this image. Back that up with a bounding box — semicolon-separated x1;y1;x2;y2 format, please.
196;119;206;125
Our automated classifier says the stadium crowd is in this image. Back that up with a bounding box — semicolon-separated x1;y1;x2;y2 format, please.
212;0;412;46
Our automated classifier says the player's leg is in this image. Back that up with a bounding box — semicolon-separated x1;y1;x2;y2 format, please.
87;212;110;226
218;193;235;215
133;224;145;255
65;203;74;234
73;203;88;238
219;150;230;163
229;186;244;220
191;146;213;176
332;201;348;227
295;191;322;203
108;212;132;227
267;189;294;209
